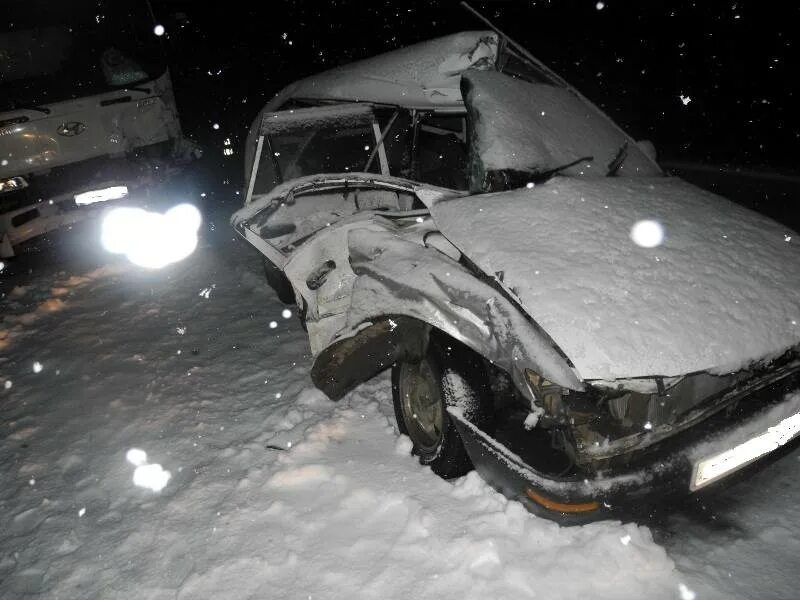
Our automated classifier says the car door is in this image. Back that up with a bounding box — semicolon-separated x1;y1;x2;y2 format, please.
281;183;417;354
236;176;418;352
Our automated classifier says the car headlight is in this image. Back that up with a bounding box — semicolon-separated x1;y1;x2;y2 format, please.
0;176;28;194
524;368;564;412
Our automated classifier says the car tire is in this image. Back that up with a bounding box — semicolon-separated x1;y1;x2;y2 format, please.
263;259;295;305
391;338;493;479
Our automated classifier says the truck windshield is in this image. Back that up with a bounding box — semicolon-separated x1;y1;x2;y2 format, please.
0;0;166;111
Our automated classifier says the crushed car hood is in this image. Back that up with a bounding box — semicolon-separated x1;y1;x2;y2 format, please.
429;177;800;380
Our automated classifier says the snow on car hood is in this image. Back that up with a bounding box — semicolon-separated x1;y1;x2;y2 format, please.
429;176;800;380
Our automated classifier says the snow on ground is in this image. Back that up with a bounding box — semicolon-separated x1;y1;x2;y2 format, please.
662;448;800;600
1;201;799;599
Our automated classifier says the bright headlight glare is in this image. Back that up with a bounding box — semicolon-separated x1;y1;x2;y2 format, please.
101;206;144;255
166;202;203;231
0;176;28;194
101;203;202;269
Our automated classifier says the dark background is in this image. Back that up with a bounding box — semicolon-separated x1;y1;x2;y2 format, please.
148;0;798;185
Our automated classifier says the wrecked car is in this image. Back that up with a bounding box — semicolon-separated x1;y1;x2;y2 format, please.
0;0;198;258
232;29;800;519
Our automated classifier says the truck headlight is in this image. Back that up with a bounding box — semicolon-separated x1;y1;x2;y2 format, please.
0;176;28;194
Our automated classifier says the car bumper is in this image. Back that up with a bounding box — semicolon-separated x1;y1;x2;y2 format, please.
450;363;800;522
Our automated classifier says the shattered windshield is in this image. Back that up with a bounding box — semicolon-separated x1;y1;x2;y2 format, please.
0;0;165;111
252;105;471;195
462;69;662;191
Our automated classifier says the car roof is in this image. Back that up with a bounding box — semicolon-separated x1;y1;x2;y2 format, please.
266;31;499;111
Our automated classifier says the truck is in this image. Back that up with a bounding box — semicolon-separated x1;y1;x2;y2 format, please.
0;0;198;258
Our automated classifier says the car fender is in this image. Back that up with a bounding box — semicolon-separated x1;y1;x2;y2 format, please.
310;227;582;400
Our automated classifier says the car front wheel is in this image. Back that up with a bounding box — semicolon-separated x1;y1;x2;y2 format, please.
391;339;493;479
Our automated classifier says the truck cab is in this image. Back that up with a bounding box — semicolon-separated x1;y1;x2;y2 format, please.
0;0;198;257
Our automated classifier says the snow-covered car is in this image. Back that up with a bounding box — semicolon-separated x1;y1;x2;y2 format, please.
232;30;800;519
0;0;198;258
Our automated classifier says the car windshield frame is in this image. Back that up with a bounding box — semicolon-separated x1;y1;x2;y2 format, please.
247;103;390;203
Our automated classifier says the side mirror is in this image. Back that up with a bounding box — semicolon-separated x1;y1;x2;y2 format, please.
636;140;658;163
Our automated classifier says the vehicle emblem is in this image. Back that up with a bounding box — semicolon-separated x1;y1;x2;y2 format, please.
57;122;86;137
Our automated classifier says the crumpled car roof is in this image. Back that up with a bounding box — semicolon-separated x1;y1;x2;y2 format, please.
268;31;498;110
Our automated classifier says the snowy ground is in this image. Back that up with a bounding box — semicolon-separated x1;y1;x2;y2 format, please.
1;186;800;599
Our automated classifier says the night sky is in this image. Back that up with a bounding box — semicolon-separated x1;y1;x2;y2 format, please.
149;0;798;186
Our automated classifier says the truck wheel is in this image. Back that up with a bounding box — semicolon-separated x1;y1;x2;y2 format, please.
263;259;295;305
391;338;493;479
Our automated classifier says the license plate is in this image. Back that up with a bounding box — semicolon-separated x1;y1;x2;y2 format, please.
691;411;800;490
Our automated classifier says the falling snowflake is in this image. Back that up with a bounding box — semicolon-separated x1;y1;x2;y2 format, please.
153;24;165;36
126;448;148;466
133;463;171;492
596;1;605;9
679;94;692;105
32;361;43;374
282;309;292;319
630;220;665;248
269;321;278;329
678;583;696;600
